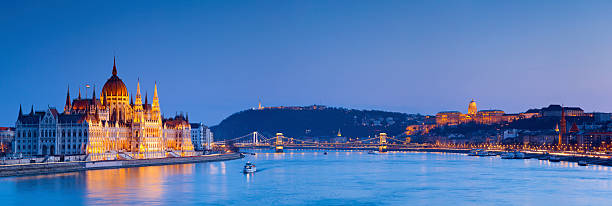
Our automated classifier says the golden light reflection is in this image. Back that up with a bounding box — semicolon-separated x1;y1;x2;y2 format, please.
82;164;193;205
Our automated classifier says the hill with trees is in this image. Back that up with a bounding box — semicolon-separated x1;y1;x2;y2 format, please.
210;105;423;140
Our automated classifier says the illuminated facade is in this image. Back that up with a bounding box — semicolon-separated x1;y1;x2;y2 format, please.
468;99;477;115
435;99;525;126
474;110;515;125
435;111;467;126
14;58;195;160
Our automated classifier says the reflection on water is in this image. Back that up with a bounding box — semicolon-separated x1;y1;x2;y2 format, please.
84;164;193;205
1;150;612;205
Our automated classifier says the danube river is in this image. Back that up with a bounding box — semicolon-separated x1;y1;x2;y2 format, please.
1;150;612;205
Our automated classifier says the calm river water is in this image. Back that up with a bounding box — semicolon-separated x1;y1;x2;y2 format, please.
1;150;612;205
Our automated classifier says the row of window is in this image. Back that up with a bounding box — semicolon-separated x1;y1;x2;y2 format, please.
16;143;84;150
16;128;87;138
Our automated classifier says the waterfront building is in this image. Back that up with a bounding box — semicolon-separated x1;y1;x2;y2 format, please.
0;127;15;155
522;134;557;145
503;129;519;139
190;123;204;151
13;58;195;160
162;115;194;157
207;129;213;150
332;136;347;143
576;132;612;147
190;122;213;151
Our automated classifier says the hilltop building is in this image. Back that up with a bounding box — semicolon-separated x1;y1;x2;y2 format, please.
435;99;534;126
13;58;195;160
468;99;477;115
436;111;466;125
533;105;586;117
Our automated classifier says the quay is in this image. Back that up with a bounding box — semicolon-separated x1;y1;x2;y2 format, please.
243;145;612;167
231;131;612;167
269;146;471;154
0;153;243;178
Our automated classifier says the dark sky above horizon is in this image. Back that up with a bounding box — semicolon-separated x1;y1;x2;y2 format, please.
2;0;612;126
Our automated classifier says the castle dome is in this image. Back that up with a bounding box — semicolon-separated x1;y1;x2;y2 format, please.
468;99;477;115
102;58;128;97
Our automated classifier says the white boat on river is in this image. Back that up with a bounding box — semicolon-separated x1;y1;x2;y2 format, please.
243;162;256;173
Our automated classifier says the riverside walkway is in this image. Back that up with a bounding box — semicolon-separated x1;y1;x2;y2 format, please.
0;153;243;177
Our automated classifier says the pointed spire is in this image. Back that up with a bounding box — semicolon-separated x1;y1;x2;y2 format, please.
112;56;117;76
92;85;96;101
92;85;97;110
30;105;34;115
154;81;158;98
145;91;148;106
152;81;161;120
136;79;141;96
19;104;23;117
78;87;81;100
65;85;71;113
130;95;134;105
65;85;71;105
135;79;143;106
133;78;144;123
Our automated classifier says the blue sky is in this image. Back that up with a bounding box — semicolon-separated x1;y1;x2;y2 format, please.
2;0;612;126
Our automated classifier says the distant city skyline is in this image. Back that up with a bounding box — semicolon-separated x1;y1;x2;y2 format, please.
3;0;612;126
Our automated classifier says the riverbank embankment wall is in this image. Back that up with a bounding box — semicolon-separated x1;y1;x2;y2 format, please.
0;153;243;177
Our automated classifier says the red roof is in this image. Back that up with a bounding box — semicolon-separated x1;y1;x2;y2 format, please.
0;127;14;131
570;122;579;133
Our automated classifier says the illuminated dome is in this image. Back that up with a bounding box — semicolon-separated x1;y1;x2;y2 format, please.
102;58;128;97
468;99;477;115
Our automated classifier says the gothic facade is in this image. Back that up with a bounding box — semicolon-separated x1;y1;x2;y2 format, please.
14;58;194;160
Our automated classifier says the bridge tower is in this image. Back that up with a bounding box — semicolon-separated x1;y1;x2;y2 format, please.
378;133;388;152
252;132;259;145
275;133;284;153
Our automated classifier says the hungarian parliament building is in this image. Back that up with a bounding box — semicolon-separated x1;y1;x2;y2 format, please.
12;59;210;161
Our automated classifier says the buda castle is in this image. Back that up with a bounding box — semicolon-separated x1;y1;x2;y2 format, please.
435;100;538;126
13;58;195;160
